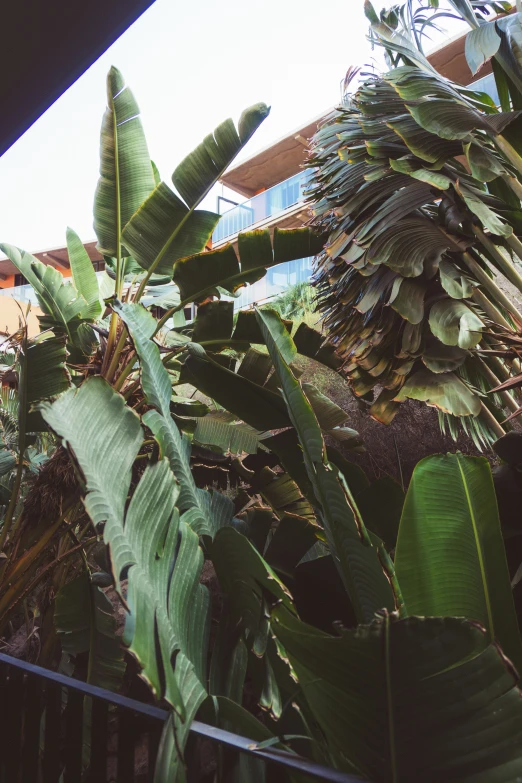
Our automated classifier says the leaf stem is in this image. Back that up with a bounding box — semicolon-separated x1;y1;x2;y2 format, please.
501;173;522;202
472;288;513;331
475;356;519;414
506;233;522;265
463;252;522;327
113;351;137;392
494;134;522;179
473;226;522;296
479;401;506;440
104;326;128;383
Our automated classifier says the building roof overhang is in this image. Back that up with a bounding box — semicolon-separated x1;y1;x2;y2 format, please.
212;202;312;250
219;110;333;198
0;241;102;280
426;7;515;85
1;0;156;158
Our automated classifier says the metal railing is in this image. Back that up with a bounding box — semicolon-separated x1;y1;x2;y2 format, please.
213;170;311;244
229;256;314;310
0;651;361;782
470;72;500;106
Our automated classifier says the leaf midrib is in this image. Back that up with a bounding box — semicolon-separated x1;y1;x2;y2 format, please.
456;453;494;639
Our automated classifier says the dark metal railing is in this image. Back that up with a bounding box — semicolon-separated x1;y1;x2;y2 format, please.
0;651;361;782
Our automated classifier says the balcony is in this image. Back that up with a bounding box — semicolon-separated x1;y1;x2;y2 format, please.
213;170;310;244
227;256;314;310
0;282;40;306
471;72;500;106
0;271;108;310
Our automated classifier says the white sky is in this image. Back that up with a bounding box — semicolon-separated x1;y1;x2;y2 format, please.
0;0;464;253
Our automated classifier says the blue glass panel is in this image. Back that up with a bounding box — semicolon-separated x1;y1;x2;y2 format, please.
213;170;311;243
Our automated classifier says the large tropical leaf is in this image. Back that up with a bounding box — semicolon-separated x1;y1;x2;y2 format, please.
55;571;125;691
24;336;71;430
429;299;484;349
93;67;155;257
194;412;262;455
273;607;522;781
121;105;269;276
307;55;522;438
0;245;86;340
66;228;103;320
181;345;290;432
395;453;522;671
121;182;220;275
41;378;209;779
255;308;395;623
173;227;325;305
114;300;235;537
212;526;293;636
394;369;481;416
172;103;270;209
0;449;16;477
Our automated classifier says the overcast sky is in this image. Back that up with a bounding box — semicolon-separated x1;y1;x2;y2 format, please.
0;0;463;253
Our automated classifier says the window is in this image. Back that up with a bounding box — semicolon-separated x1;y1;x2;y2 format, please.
14;274;28;287
91;259;105;272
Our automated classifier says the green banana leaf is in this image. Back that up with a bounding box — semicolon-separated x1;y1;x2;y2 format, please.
121;104;269;276
66;227;103;319
182;346;290;432
192;300;234;345
93;67;155;257
55;571;125;691
394;369;482;417
121;181;219;275
272;607;522;781
395;453;522;672
194;412;262;455
41;377;209;780
172;104;270;209
0;449;16;477
173;227;324;305
255;307;396;623
293;323;342;371
1;245;86;341
114;300;235;538
24;336;71;431
212;526;293;638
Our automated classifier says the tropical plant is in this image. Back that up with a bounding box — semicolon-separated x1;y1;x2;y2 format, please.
3;53;522;782
266;280;315;320
308;0;522;445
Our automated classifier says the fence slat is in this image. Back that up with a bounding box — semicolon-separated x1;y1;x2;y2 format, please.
22;673;43;782
5;666;24;781
148;717;163;783
64;687;83;782
43;680;62;783
117;706;135;782
89;697;109;780
0;661;7;782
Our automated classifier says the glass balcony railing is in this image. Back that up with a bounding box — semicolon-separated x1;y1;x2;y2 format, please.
0;271;108;309
0;257;314;317
226;256;314;310
0;283;40;306
213;170;311;244
470;72;500;106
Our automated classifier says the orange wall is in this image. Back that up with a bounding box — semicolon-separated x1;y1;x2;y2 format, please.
0;265;72;292
1;274;15;288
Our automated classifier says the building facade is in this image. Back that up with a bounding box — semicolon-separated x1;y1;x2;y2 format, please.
0;26;503;330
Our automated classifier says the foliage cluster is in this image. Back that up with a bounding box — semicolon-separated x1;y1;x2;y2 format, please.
2;4;522;779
